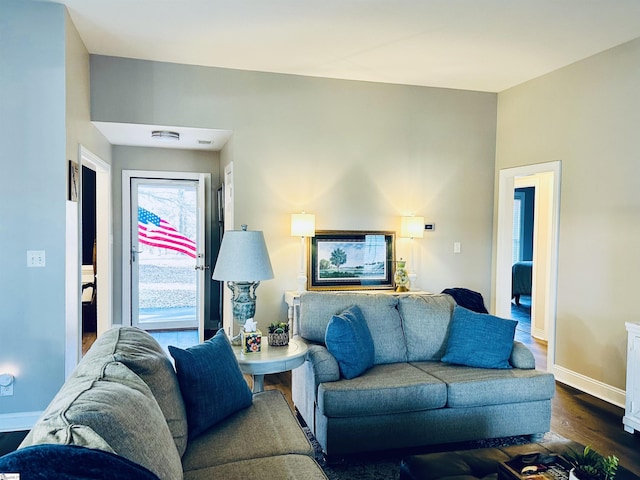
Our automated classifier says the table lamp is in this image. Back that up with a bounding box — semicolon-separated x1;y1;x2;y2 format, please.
290;212;315;292
212;224;274;344
400;215;424;289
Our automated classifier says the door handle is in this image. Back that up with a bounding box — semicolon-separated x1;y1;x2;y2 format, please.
195;265;210;271
131;246;143;263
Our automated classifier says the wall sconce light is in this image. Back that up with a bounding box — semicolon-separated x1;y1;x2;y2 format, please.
291;212;316;292
400;215;425;289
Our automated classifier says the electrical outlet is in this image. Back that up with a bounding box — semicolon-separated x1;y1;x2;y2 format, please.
0;374;14;396
0;384;13;396
453;242;461;254
27;250;46;267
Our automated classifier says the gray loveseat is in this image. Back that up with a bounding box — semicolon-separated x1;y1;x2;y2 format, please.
11;327;327;479
292;292;555;458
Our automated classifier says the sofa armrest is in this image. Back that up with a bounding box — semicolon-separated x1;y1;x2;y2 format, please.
306;344;340;383
510;341;536;369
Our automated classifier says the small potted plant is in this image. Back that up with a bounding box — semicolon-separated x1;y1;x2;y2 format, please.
268;322;289;347
568;446;619;480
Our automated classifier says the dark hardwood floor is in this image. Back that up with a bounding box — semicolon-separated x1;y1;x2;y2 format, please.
2;327;638;477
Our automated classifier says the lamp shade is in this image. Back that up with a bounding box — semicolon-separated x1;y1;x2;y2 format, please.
400;216;425;239
212;226;274;281
291;213;316;237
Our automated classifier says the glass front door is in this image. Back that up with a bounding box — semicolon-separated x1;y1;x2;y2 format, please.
130;177;205;331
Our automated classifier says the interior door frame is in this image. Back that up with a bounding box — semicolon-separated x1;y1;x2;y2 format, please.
81;146;113;338
122;170;210;341
65;145;112;378
495;160;561;372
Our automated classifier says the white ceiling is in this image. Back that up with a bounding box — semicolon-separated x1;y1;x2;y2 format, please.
49;0;640;149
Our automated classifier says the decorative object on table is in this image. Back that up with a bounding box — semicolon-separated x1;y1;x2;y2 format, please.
241;331;262;353
399;214;424;289
240;318;262;353
291;212;316;292
499;451;573;480
212;224;274;345
567;446;619;480
394;258;410;292
308;230;395;290
268;322;290;346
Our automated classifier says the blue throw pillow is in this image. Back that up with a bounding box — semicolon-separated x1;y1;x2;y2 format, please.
325;305;375;379
441;306;517;369
0;444;161;480
169;329;253;438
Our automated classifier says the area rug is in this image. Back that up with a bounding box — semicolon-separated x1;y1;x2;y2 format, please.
303;427;566;480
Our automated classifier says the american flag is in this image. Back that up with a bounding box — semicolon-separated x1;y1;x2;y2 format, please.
138;207;197;258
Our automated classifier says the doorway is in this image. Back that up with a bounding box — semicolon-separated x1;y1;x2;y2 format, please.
122;171;209;344
495;161;561;372
511;185;534;338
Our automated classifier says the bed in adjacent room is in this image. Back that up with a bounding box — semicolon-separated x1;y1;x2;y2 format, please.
512;260;532;305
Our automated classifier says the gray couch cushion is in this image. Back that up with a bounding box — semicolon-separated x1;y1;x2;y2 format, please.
411;361;556;408
510;341;536;369
317;363;446;417
398;294;456;362
299;292;407;364
182;390;313;472
74;326;188;456
21;361;183;480
184;454;327;480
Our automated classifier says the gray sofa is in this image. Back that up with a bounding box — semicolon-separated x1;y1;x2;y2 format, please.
13;327;327;480
292;292;555;458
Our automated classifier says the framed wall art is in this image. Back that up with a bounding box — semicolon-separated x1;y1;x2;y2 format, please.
68;160;79;202
308;230;395;290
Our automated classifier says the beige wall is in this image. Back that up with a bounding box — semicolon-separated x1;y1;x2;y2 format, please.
65;14;112;165
91;56;498;331
65;11;113;373
496;38;640;399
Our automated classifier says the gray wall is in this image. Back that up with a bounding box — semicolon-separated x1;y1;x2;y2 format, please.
0;1;112;425
90;55;498;331
496;37;640;392
0;1;69;419
110;146;221;330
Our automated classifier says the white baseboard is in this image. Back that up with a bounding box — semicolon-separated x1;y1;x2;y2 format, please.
553;364;626;409
531;326;547;341
0;411;41;432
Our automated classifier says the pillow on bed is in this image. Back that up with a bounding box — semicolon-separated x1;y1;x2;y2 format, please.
441;306;517;369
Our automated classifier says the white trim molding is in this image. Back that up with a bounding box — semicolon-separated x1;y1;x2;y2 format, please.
553;364;626;409
0;411;43;432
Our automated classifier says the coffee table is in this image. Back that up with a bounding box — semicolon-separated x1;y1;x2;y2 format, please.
399;440;639;480
232;336;308;393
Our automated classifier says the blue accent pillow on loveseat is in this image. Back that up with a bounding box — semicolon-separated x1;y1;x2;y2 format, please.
325;305;375;379
441;305;517;369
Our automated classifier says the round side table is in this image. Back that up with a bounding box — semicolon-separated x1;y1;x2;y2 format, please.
232;336;308;393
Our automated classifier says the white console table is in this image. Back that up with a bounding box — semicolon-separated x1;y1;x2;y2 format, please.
624;322;640;434
284;290;429;336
